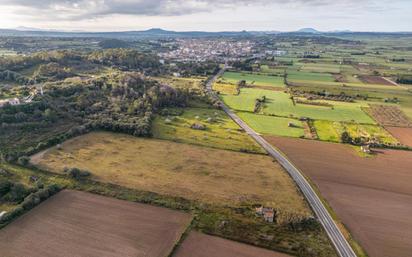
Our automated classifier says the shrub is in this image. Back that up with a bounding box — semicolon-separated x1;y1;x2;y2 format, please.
341;132;352;144
2;183;29;203
37;188;50;200
0;181;12;197
67;168;91;180
0;206;24;223
47;185;60;196
17;156;30;166
47;184;61;195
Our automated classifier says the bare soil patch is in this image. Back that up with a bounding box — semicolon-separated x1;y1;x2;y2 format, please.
365;105;412;127
386;127;412;147
358;75;394;86
174;231;292;257
333;74;348;83
265;136;412;257
0;190;192;257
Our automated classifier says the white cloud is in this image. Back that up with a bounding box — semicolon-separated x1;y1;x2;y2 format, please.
0;0;410;31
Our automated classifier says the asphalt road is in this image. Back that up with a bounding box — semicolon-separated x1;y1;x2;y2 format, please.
206;68;357;257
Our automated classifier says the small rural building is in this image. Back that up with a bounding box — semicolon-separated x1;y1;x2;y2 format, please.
255;206;275;223
361;145;371;154
263;210;275;223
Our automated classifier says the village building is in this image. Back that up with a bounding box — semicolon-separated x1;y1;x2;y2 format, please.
0;98;20;108
361;145;371;154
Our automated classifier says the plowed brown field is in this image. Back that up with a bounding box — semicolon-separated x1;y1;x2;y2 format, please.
265;136;412;257
174;232;292;257
359;75;394;86
386;127;412;147
0;190;192;257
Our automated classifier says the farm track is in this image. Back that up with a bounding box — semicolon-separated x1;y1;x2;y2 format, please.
206;67;357;257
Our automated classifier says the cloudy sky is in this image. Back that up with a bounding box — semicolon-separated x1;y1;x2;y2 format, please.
0;0;411;32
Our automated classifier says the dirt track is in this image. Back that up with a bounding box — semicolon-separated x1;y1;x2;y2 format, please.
265;136;412;257
386;127;412;147
174;232;292;257
0;190;191;257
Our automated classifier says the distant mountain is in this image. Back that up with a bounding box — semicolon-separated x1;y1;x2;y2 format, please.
15;26;61;32
296;28;320;34
0;28;252;39
15;26;43;31
329;29;352;33
0;27;411;39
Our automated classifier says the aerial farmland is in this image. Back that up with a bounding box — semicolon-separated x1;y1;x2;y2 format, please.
0;14;412;257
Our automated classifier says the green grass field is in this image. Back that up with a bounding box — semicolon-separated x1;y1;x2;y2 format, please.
287;70;335;82
152;107;264;153
259;65;285;75
299;63;350;74
237;112;304;138
221;88;375;123
314;120;398;144
221;71;285;88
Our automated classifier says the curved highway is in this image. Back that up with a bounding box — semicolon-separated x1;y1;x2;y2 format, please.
206;67;357;257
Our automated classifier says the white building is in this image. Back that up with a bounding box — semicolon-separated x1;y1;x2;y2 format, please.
0;98;20;108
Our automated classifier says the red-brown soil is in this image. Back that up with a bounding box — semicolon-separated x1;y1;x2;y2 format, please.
0;190;192;257
265;136;412;257
174;231;292;257
386;127;412;147
358;75;394;86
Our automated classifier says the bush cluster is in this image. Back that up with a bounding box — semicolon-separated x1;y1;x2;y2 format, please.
0;184;61;224
64;167;91;180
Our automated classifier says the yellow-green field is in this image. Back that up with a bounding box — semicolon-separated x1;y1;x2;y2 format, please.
31;132;310;215
212;82;239;95
314;120;399;144
152;108;264;153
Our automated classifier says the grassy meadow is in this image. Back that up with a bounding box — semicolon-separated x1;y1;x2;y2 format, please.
221;71;285;88
152;107;264;153
237;112;305;138
31;132;310;213
314;120;399;144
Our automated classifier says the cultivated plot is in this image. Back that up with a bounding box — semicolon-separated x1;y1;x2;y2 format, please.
0;190;192;257
265;136;412;257
174;231;292;257
386;127;412;147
